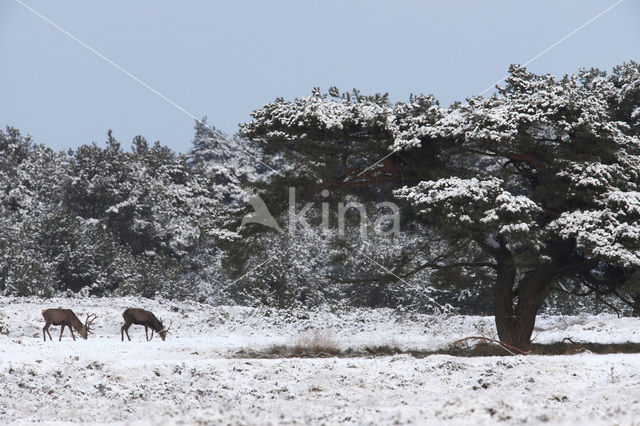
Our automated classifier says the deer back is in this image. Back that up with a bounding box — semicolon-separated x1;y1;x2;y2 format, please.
123;308;164;332
42;308;84;332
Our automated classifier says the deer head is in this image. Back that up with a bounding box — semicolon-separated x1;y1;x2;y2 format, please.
158;319;172;341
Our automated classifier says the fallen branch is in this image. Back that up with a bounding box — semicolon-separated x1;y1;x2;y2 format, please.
448;335;529;356
560;337;589;345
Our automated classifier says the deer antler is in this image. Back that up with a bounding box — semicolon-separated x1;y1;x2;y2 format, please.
161;320;173;334
85;313;97;333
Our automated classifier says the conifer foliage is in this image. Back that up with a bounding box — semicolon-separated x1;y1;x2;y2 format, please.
0;128;236;298
242;62;640;349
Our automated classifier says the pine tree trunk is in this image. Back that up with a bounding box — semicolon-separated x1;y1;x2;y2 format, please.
493;260;556;353
493;259;518;347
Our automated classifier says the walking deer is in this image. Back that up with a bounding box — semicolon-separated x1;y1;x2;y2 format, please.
121;308;171;341
42;309;97;341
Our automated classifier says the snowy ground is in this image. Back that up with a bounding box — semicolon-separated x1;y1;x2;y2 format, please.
2;297;640;425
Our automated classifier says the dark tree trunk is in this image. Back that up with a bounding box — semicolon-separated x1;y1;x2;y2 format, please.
493;258;517;347
632;292;640;317
493;258;556;353
0;265;7;292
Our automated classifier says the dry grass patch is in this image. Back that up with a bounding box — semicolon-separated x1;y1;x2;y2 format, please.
267;330;340;356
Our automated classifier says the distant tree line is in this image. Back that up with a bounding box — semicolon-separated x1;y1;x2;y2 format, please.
0;120;439;309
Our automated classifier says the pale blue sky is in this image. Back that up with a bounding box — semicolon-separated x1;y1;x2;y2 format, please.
1;0;639;153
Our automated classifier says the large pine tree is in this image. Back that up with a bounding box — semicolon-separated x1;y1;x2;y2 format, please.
241;63;640;351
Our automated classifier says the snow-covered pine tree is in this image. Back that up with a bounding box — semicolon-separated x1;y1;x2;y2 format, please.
0;127;68;296
0;127;240;298
239;89;448;312
186;117;268;205
241;63;640;350
393;64;640;350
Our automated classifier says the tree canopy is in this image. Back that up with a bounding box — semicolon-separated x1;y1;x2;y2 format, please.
241;62;640;350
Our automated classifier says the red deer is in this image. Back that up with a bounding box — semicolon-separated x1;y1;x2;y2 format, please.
121;308;171;341
42;309;97;341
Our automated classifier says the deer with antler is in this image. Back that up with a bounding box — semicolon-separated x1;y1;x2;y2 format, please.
42;309;97;341
121;308;171;341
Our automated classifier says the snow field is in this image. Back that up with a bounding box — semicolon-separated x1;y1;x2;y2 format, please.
2;297;640;424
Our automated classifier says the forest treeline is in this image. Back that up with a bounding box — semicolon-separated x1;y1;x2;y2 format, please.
0;121;442;311
2;62;640;326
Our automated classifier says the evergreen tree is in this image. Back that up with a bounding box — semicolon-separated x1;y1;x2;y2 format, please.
186;117;267;204
241;63;640;350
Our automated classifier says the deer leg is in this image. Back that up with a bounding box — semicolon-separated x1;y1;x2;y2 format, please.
121;323;132;341
145;326;149;341
59;325;65;341
43;322;52;341
70;328;76;341
150;329;154;340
